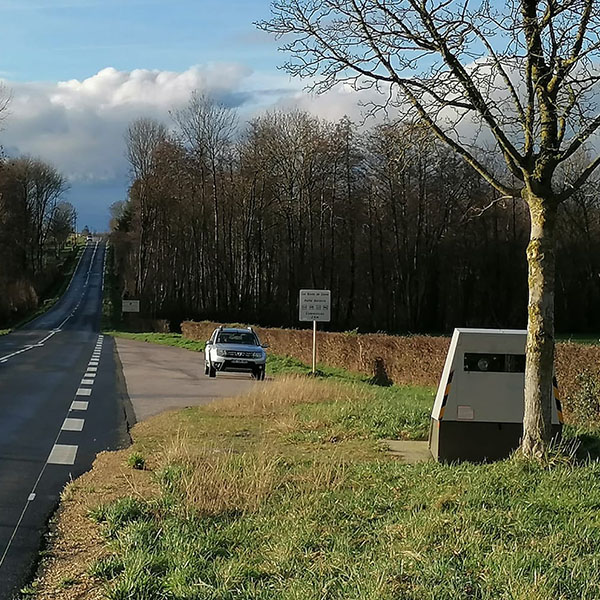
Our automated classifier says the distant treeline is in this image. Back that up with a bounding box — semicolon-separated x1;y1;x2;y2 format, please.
111;96;600;334
0;157;74;322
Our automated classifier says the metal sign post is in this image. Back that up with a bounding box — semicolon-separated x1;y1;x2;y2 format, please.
299;289;331;374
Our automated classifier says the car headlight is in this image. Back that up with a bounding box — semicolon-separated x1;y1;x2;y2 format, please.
253;351;263;359
216;349;228;357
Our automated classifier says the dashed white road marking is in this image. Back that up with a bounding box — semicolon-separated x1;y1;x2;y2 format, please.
0;245;107;571
71;401;89;411
62;418;85;432
89;361;99;367
81;378;95;385
47;444;78;465
87;366;98;372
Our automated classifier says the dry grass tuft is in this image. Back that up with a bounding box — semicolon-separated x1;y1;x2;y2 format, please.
208;375;371;417
157;432;281;516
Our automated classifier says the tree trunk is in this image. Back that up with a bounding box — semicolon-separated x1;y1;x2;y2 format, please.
521;193;557;458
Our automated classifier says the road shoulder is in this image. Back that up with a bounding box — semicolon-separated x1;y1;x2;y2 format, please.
114;337;257;422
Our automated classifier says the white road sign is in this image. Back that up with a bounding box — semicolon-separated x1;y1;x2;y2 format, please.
122;299;140;313
299;289;331;322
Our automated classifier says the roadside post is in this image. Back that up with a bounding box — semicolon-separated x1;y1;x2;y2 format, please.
299;289;331;374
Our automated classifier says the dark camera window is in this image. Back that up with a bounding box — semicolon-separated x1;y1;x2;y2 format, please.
464;353;525;373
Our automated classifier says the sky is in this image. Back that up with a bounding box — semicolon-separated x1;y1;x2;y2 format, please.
0;0;368;230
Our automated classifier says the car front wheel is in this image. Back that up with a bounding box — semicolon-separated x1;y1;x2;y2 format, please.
208;362;216;378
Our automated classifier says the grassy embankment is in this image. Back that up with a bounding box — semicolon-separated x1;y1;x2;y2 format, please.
106;330;433;441
31;371;600;599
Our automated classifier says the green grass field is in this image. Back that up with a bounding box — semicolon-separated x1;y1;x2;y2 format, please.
51;331;598;599
71;373;600;600
105;331;206;353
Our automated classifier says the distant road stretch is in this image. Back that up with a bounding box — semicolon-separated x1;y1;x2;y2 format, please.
0;241;128;599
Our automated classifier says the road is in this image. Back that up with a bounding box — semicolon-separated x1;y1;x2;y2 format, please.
0;241;128;599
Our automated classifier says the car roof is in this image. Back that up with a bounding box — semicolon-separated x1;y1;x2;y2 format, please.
217;328;254;334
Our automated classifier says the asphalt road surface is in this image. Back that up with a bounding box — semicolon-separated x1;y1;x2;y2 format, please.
116;337;258;422
0;241;128;599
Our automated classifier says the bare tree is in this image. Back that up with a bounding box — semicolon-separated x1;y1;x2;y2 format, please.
172;93;238;306
0;82;12;128
48;201;76;255
259;0;600;457
7;157;68;272
125;118;168;295
126;118;168;181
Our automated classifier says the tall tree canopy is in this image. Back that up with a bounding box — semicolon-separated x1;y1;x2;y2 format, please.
259;0;600;457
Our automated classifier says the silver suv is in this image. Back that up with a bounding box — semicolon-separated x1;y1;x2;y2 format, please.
204;327;267;380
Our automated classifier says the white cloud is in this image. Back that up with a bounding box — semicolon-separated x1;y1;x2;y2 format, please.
276;84;388;124
1;64;381;186
0;64;375;228
1;64;263;182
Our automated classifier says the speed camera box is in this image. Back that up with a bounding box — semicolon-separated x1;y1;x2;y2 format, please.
428;328;562;462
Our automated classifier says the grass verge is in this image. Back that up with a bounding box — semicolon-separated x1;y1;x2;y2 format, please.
107;330;434;440
557;334;600;345
29;376;600;600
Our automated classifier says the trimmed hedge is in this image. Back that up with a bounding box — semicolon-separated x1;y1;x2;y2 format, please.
182;320;600;424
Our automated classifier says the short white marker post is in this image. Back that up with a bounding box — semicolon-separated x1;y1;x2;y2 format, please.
312;320;317;375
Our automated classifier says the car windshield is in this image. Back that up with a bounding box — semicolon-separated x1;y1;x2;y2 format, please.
216;332;257;345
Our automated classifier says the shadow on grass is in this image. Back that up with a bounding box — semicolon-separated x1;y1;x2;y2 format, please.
562;425;600;461
574;432;600;461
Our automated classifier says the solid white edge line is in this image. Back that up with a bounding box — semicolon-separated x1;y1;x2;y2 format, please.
0;242;97;364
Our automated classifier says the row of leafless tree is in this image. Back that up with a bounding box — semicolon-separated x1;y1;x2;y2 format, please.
0;156;74;321
112;98;600;333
